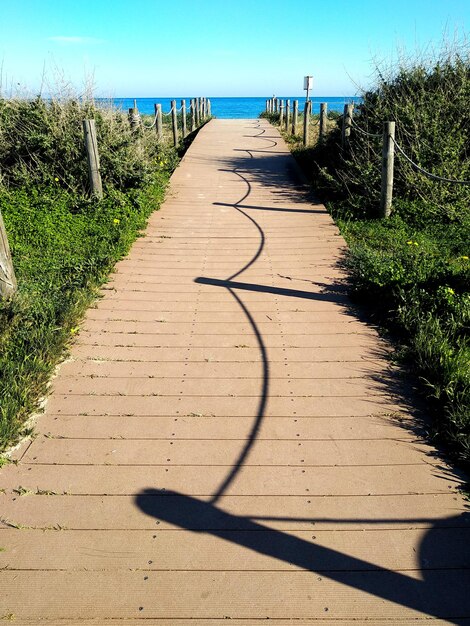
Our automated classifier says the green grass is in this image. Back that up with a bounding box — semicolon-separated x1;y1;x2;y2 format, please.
339;215;470;461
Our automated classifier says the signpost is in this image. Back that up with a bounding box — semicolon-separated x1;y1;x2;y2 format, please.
304;75;313;101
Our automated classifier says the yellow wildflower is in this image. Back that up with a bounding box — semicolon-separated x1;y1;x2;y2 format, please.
113;218;120;225
54;177;59;182
461;256;469;260
406;241;413;245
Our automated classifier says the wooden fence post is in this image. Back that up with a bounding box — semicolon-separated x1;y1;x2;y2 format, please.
196;98;201;125
82;119;103;200
190;99;196;131
171;100;178;147
0;210;17;300
342;103;353;148
292;100;298;135
181;99;187;138
155;104;163;141
207;99;211;117
319;102;327;140
285;99;290;132
279;101;284;127
128;100;140;132
302;100;311;147
380;121;395;218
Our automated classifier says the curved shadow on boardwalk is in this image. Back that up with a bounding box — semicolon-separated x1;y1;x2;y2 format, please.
209;125;272;502
137;121;470;621
208;285;269;504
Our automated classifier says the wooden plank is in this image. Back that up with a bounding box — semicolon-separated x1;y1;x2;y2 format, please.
50;376;389;398
0;463;454;495
43;394;407;417
56;359;388;379
71;344;386;363
37;413;417;441
21;437;433;467
0;493;464;531
80;320;375;336
74;333;377;349
1;570;469;620
7;616;470;626
2;527;469;571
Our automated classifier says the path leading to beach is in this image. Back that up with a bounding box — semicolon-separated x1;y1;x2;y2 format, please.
1;119;469;624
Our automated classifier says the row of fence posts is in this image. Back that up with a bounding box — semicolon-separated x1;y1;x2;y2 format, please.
266;98;394;218
128;97;211;146
266;97;331;148
0;97;212;300
84;97;211;200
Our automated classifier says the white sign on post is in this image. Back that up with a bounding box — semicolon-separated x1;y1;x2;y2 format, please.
304;75;313;102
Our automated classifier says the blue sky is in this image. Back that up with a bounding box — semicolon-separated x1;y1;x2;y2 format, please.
0;0;468;97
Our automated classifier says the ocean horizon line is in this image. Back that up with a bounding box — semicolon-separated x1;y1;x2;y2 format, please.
102;96;361;119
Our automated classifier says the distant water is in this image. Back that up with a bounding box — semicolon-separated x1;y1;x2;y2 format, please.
99;96;359;119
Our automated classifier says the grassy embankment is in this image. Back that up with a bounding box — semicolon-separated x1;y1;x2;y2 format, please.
263;51;470;465
0;96;195;454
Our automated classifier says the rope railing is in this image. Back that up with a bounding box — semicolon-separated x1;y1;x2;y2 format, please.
391;137;470;185
350;118;382;139
265;96;469;218
140;112;158;130
344;111;470;216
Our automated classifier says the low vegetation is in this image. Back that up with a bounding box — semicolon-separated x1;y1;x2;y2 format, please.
260;109;339;149
267;47;470;464
0;93;181;451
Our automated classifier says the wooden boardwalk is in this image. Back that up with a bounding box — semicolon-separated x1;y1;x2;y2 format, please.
1;119;469;624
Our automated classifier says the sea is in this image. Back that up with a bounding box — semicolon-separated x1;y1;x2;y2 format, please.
99;96;359;119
